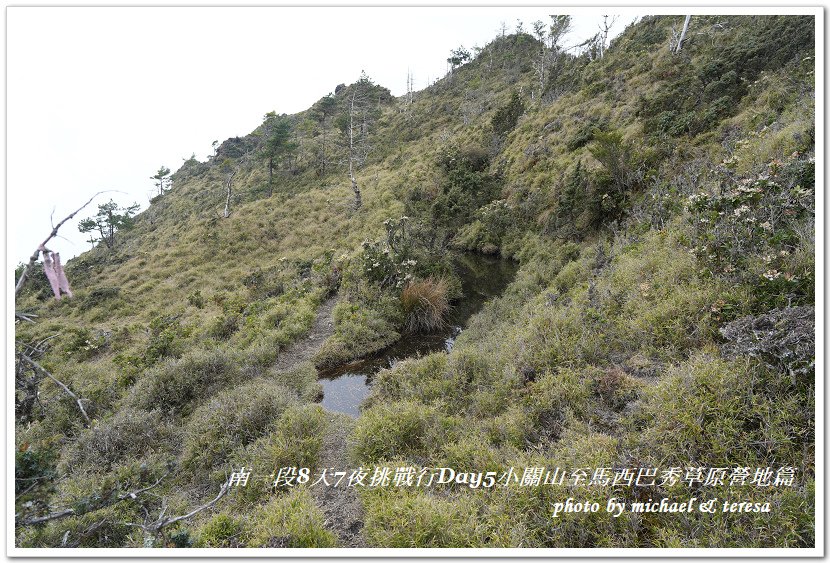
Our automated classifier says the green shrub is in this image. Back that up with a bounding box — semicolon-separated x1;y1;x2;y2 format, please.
195;513;244;547
61;408;172;472
686;152;814;311
187;290;205;309
492;91;526;137
181;380;296;471
361;487;481;547
226;404;328;504
78;286;121;312
145;315;190;364
208;313;240;340
270;361;323;402
631;352;811;467
130;348;242;416
60;327;108;361
369;353;452;407
315;294;402;368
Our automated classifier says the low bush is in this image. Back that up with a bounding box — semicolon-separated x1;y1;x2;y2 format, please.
270;361;323;402
130;348;243;416
195;513;244;547
350;401;459;464
314;295;401;368
61;408;172;472
361;487;481;547
181;380;297;472
630;352;811;467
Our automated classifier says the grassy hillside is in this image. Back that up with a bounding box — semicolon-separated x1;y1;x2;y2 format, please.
15;15;815;548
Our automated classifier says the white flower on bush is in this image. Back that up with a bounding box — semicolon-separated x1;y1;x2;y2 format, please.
762;269;781;281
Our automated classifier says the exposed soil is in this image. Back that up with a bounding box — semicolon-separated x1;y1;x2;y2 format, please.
271;296;337;373
269;296;367;547
311;413;367;548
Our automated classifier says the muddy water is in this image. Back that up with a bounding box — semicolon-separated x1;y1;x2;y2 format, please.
318;253;518;417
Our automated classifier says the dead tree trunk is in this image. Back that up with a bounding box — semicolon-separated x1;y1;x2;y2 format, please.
348;93;362;210
224;167;238;218
350;168;362;210
675;15;692;53
267;157;274;197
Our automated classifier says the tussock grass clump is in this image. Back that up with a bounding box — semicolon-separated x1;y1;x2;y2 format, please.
270;361;323;402
314;294;401;368
195;513;244;547
369;353;451;407
400;278;450;333
350;400;459;464
247;487;337;547
361;487;481;547
225;404;328;504
631;351;812;467
181;379;297;472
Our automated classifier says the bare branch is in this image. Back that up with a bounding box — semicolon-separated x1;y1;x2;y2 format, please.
16;471;171;527
15;311;38;323
15;191;107;296
164;479;230;527
18;354;91;426
675;15;692;53
124;476;232;547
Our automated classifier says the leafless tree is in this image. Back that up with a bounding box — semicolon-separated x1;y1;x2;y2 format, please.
221;153;249;218
346;91;364;209
15;192;105;297
598;14;619;58
675;15;692;53
339;75;378;210
531;15;572;99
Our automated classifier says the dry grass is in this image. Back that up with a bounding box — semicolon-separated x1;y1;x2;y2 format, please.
400;277;450;333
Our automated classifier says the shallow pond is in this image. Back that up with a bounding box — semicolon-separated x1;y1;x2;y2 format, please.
318;253;518;417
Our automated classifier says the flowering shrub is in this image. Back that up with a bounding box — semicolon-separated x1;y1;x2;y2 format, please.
687;152;814;309
360;216;417;288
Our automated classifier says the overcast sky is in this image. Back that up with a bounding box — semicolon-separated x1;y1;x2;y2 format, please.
7;6;646;264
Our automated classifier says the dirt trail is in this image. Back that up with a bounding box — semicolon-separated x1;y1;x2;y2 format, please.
270;296;367;547
313;413;367;547
271;296;337;373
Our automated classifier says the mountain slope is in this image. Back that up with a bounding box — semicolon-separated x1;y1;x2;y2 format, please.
15;15;815;549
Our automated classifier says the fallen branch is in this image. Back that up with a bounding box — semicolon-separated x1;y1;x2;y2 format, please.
18;354;91;427
126;476;232;547
17;471;171;527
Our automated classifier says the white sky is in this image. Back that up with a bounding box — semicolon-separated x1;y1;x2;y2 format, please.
7;6;647;264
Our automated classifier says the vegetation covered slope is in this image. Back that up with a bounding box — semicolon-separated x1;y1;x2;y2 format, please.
15;15;814;548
